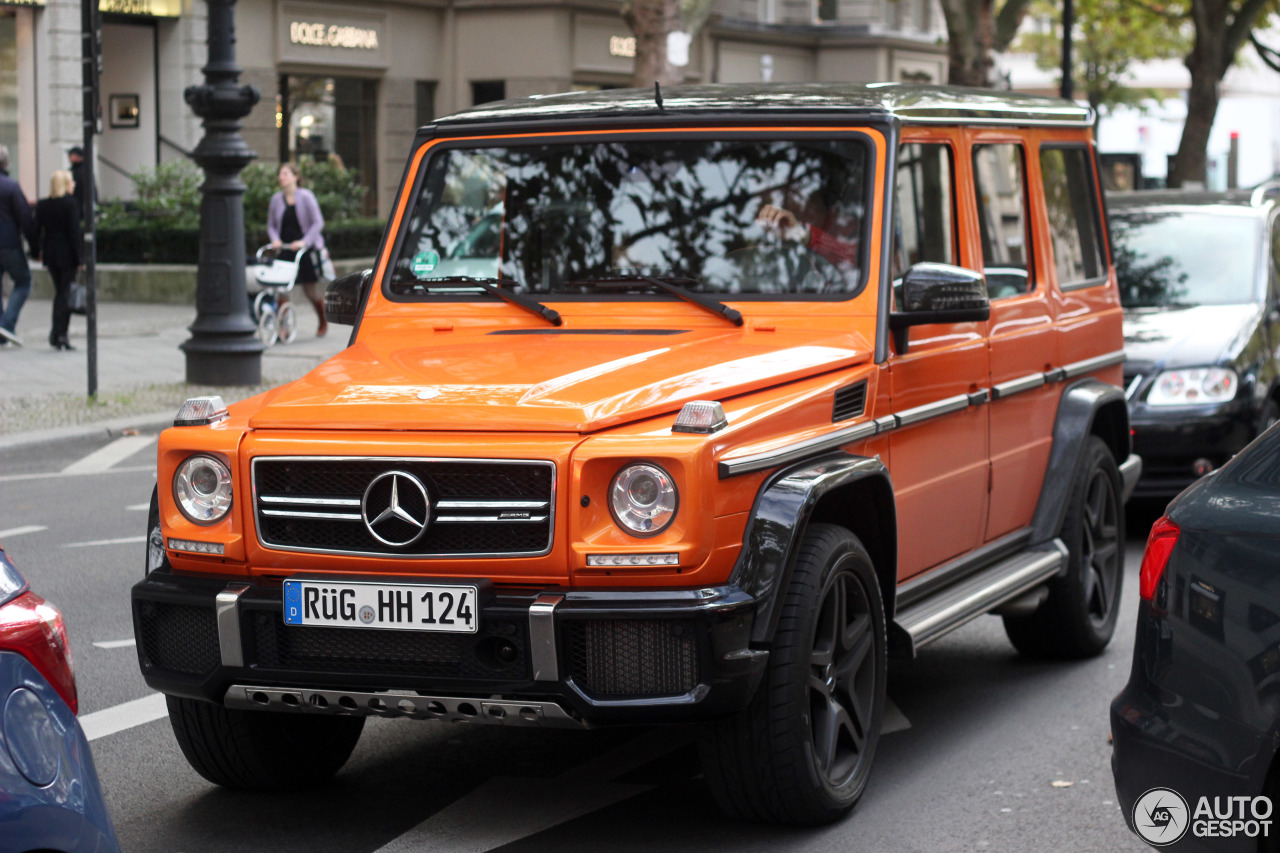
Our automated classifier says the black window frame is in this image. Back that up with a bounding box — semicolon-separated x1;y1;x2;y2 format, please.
1039;142;1109;292
972;141;1035;300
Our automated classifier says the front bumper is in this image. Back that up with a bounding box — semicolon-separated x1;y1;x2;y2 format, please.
1128;400;1255;499
132;567;766;727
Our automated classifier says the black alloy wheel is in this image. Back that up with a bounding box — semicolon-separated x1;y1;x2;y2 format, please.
700;524;886;825
1004;436;1124;658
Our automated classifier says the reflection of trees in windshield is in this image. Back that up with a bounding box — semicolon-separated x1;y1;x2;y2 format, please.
389;138;867;297
1112;209;1259;308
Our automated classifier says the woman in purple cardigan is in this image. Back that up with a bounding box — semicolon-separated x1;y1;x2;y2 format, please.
267;162;328;336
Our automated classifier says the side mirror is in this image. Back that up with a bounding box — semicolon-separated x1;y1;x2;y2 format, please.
889;263;990;354
324;269;372;326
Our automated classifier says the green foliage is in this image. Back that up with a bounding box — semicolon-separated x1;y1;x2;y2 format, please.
1017;0;1189;118
242;159;366;230
97;161;203;230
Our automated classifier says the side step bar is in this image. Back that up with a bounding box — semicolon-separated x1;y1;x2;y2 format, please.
224;685;588;729
891;539;1068;657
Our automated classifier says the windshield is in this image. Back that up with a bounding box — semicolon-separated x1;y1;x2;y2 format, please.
388;136;871;299
1112;208;1261;308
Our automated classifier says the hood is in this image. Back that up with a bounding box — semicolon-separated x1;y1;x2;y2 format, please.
247;326;872;433
1122;303;1263;369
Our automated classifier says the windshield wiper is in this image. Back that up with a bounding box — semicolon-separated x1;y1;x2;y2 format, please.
567;275;743;327
414;276;561;326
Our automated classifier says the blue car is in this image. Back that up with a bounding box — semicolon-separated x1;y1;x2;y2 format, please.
0;547;119;853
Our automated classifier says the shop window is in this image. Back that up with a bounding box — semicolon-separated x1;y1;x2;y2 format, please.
1040;146;1106;288
280;75;378;216
816;0;837;21
973;143;1032;298
0;13;17;176
472;81;506;107
416;81;436;128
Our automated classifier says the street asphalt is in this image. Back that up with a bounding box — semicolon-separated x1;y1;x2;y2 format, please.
0;297;349;449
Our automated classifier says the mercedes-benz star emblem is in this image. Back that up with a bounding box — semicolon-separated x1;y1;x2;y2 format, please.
361;471;430;547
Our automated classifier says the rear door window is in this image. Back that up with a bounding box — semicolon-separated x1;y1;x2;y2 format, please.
1040;146;1106;289
973;143;1031;299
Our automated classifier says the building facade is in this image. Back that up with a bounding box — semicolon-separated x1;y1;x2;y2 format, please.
5;0;946;217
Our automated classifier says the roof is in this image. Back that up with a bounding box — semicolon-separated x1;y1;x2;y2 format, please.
435;83;1095;129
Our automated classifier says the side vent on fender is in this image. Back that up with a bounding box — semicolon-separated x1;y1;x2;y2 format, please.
833;380;868;423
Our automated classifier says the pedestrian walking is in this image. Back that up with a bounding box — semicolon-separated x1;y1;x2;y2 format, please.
0;143;34;347
267;162;328;337
32;170;83;350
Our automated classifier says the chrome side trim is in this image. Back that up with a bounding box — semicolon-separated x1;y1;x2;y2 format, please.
719;420;878;478
992;373;1045;400
1062;350;1125;379
215;583;250;668
261;509;363;521
894;393;970;427
224;685;587;729
528;594;563;682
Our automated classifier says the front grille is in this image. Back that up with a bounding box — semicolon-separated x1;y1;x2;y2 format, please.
564;619;699;698
253;457;555;557
136;601;220;676
249;611;528;680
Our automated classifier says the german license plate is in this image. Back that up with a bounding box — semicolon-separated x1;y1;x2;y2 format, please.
283;579;478;634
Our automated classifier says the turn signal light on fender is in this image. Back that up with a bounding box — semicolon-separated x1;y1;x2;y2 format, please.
1139;516;1181;601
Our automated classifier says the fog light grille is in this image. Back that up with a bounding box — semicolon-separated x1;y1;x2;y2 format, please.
564;620;698;698
136;601;220;676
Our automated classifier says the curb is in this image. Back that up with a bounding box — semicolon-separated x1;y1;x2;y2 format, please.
0;411;175;451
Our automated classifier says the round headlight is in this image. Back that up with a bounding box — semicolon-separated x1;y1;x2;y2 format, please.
609;463;678;537
174;455;233;525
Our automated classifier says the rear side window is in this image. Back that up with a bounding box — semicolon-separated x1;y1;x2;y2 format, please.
973;143;1031;299
1040;146;1106;288
894;143;955;276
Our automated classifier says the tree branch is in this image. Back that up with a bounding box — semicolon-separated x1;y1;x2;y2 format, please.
994;0;1034;53
1252;31;1280;73
1224;0;1274;67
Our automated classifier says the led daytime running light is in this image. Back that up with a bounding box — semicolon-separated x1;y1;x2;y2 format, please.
168;538;226;555
587;553;679;567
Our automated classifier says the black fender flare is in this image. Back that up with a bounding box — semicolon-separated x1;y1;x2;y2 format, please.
1030;377;1132;545
728;452;897;647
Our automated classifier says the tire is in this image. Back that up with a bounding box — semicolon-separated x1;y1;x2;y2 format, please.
1003;435;1124;658
167;696;364;790
699;524;886;825
277;301;298;344
257;302;279;347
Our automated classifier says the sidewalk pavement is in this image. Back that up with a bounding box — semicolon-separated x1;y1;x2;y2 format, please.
0;298;348;449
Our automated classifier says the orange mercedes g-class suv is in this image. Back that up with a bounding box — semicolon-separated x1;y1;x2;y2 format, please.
133;84;1138;825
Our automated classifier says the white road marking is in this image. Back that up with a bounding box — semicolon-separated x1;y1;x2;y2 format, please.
883;696;911;734
127;503;150;511
80;692;168;741
0;465;154;484
376;728;688;853
61;435;157;475
92;638;137;650
63;535;147;548
0;525;47;539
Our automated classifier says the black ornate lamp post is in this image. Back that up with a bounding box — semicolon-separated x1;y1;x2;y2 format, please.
180;0;265;385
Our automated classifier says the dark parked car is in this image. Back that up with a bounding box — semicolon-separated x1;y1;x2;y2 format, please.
1111;424;1280;851
1114;186;1280;499
0;547;120;853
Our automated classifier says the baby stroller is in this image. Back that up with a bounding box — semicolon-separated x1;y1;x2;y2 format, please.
249;245;300;346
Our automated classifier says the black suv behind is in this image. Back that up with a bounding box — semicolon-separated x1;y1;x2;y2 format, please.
1114;186;1280;499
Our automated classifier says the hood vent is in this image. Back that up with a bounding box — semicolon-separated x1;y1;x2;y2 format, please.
833;380;867;423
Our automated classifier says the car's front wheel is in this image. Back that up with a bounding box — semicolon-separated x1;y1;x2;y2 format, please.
700;523;886;825
167;696;364;790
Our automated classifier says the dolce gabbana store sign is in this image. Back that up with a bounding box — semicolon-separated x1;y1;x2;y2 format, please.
99;0;181;15
277;1;389;69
